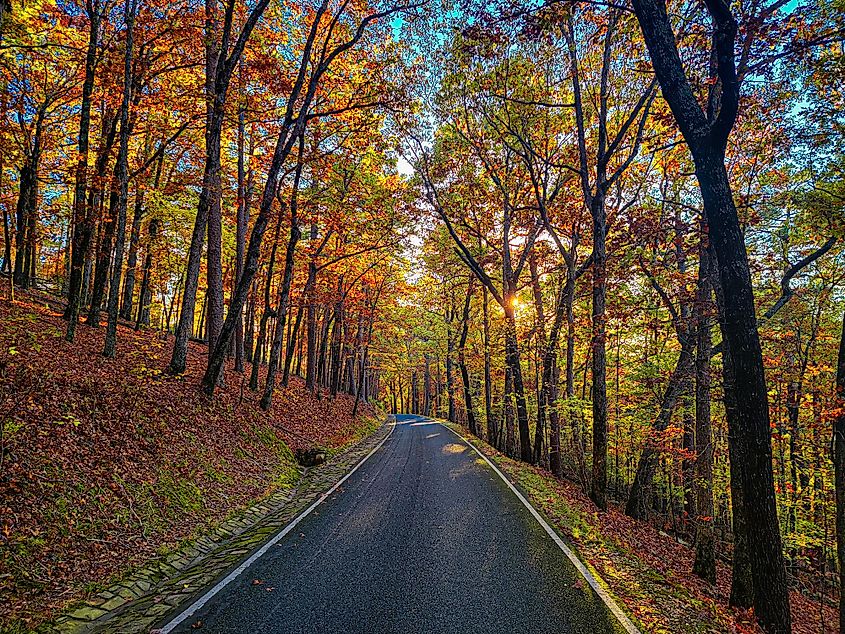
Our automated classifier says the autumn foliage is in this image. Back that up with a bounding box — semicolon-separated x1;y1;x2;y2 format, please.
0;292;377;627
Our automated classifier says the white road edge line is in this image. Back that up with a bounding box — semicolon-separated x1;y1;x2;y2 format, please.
440;422;641;634
153;420;396;634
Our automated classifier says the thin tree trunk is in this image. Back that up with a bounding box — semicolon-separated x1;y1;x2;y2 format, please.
134;219;157;331
458;280;477;436
693;229;716;584
504;364;515;457
261;138;303;410
103;0;137;357
423;354;432;417
245;279;256;363
305;227;319;391
65;1;101;340
234;104;248;373
482;285;495;444
445;303;456;422
590;191;608;510
120;185;145;320
530;252;547;464
626;337;696;519
329;277;345;398
834;309;845;634
283;303;303;386
87;175;120;326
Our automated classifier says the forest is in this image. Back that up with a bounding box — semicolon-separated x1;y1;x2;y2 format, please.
0;0;843;631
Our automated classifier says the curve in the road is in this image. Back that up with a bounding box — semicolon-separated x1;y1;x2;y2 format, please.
156;415;638;634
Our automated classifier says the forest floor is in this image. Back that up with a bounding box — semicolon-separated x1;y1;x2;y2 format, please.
447;423;839;634
0;290;380;631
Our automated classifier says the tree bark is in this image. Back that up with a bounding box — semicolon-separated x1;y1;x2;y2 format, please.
234;105;249;372
65;1;101;340
305;227;319;391
834;309;845;634
458;280;477;436
693;231;716;584
120;186;145;320
329;277;345;398
590;191;608;510
261;140;303;410
529;252;547;464
631;0;790;627
87;171;121;326
134;219;157;331
482;286;495;444
103;0;137;358
283;303;303;386
14;124;42;289
445;303;456;422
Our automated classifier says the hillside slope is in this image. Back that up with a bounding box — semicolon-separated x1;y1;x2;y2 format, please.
0;292;379;629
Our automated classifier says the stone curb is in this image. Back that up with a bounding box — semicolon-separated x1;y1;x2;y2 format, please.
50;418;393;634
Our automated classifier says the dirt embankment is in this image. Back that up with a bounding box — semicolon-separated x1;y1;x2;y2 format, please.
0;293;379;630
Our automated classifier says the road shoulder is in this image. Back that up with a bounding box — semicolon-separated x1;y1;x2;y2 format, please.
439;421;648;633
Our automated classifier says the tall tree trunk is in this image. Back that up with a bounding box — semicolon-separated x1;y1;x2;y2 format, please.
631;1;790;627
87;174;121;326
1;155;11;276
482;285;495;444
245;279;256;363
316;308;332;391
14;108;46;290
504;364;515;457
445;305;456;422
693;230;716;584
834;309;845;634
134;219;157;331
234;105;249;373
261;140;303;410
329;277;345;398
103;0;137;358
304;227;319;391
590;191;608;510
458;280;477;436
711;247;753;608
65;1;101;341
530;252;547;464
203;0;224;368
120;186;145;320
423;354;432;416
283;303;303;386
14;161;35;288
703;153;786;625
503;305;532;462
250;215;283;390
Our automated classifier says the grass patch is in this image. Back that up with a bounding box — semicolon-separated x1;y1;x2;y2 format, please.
154;474;204;515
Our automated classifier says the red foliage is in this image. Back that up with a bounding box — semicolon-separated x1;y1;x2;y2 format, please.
0;292;376;628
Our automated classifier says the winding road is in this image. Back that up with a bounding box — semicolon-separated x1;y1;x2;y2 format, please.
164;415;631;633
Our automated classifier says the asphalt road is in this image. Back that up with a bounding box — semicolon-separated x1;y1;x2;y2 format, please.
169;415;627;633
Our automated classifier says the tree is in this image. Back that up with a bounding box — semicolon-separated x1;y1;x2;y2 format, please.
629;0;791;628
167;0;273;374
